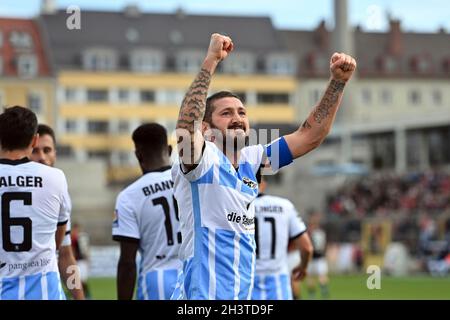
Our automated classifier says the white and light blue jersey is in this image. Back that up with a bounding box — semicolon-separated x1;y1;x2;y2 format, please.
112;167;182;300
171;141;269;300
0;159;70;300
251;194;307;300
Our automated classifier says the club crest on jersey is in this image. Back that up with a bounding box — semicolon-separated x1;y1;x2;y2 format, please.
242;177;257;189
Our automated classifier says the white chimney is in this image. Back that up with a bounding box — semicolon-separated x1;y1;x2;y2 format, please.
41;0;56;14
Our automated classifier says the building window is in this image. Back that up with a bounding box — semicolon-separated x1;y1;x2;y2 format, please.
160;90;184;105
87;89;108;102
409;90;421;105
233;92;247;104
256;93;289;104
140;90;155;103
380;89;392;105
222;53;255;74
0;56;3;75
130;50;163;73
432;90;442;106
27;92;42;114
118;151;130;165
57;145;73;157
117;89;130;103
118;120;129;133
176;51;203;73
65;120;78;133
83;49;117;71
265;55;296;75
361;88;372;105
9;31;33;48
87;150;110;160
0;31;3;47
87;121;109;134
17;54;38;78
65;88;77;102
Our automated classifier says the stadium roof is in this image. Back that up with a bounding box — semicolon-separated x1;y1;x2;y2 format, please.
280;20;450;78
39;9;286;71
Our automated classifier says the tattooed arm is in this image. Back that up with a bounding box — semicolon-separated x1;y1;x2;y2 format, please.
284;52;357;159
176;33;234;171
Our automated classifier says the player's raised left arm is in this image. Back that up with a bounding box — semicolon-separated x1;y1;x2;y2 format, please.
284;53;356;159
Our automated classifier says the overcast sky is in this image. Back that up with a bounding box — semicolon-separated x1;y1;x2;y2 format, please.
1;0;449;32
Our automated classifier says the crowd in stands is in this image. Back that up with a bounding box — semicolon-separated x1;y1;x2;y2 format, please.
327;171;450;218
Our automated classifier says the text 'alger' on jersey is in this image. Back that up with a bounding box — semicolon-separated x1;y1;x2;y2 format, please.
0;158;70;300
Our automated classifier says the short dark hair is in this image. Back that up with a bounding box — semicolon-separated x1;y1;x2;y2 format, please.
0;106;38;151
204;91;243;124
37;124;56;144
132;123;168;159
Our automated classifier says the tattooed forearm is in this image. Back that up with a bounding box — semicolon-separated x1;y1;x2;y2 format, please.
177;68;212;133
313;79;345;124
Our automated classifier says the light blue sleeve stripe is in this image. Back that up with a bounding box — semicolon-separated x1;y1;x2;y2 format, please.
238;233;255;300
145;271;159;300
25;273;42;300
251;275;262;300
214;229;236;300
46;272;61;300
279;274;292;300
163;269;178;300
1;277;19;300
264;275;278;300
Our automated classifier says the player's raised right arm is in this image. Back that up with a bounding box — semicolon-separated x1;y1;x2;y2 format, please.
176;33;233;171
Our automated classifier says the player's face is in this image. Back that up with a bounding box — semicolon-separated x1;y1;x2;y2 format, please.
31;134;56;167
208;97;250;149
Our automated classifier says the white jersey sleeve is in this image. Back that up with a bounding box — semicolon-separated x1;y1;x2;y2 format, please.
57;171;70;225
61;219;72;247
60;188;72;247
287;202;307;240
112;190;140;241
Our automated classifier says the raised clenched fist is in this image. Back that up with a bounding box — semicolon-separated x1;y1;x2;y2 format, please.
330;53;357;82
206;33;234;63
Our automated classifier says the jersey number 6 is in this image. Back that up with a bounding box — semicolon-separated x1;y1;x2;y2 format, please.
1;192;32;252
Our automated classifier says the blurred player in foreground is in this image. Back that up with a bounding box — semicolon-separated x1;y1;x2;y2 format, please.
306;213;330;299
